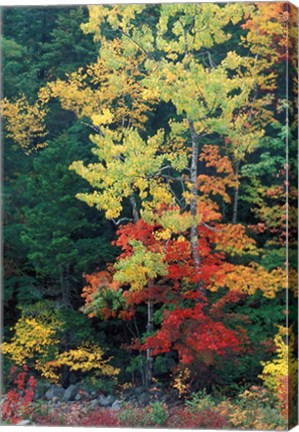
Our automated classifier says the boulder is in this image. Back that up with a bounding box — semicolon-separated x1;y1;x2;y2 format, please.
111;399;121;411
64;384;80;402
45;385;65;401
91;399;98;409
16;420;31;426
98;394;115;407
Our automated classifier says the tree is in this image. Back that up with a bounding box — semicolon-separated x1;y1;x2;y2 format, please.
39;3;287;387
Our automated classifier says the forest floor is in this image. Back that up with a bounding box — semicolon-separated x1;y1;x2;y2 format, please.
1;382;287;429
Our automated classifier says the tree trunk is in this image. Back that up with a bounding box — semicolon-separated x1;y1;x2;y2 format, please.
129;193;153;387
188;120;205;294
129;195;139;225
232;161;240;225
145;289;154;387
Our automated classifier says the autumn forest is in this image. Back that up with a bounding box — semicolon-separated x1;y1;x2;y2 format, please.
1;2;298;429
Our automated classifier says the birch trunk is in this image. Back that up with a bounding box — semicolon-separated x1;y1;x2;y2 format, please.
188;120;205;294
129;194;153;387
232;161;240;224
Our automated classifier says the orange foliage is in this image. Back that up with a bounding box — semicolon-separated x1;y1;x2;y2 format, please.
198;145;238;203
242;2;296;67
211;262;285;298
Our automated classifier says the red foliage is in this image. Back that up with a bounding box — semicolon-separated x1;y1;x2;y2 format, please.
81;207;251;367
81;409;120;427
115;219;159;257
167;406;230;429
2;366;37;424
143;303;247;363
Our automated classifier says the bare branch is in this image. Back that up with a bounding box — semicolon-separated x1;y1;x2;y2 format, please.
112;217;133;226
201;222;226;232
80;121;104;136
118;27;154;60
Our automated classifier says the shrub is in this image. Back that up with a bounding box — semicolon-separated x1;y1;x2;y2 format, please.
81;409;120;427
1;365;37;424
119;402;169;428
167;406;229;429
221;386;287;430
185;388;217;411
82;375;117;395
149;401;169;426
1;303;119;384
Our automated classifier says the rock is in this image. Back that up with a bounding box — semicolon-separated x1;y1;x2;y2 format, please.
111;399;121;411
34;380;48;400
91;399;98;409
98;394;115;407
16;420;31;426
45;385;65;401
64;384;80;402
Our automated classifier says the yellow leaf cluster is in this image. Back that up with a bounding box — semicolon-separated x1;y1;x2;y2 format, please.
154;209;193;238
1;315;61;381
114;241;167;291
1;95;48;154
1;317;59;365
42;34;156;131
259;326;297;393
211;263;285;298
92;108;114;126
213;223;258;256
50;343;120;376
71;128;174;221
221;386;285;429
172;367;191;398
1;312;119;382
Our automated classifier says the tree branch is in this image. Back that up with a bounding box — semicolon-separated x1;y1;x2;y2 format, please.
112;217;133;226
201;222;226;232
80;121;104;136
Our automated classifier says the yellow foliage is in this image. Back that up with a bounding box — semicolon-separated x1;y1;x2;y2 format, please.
259;326;297;395
1;315;61;381
114;241;167;291
1;317;59;365
1;312;118;383
219;386;286;430
213;223;258;256
71;128;174;221
289;268;298;298
92;109;114;126
1;95;48;154
49;343;120;376
211;263;285;298
41;33;157;131
172;367;191;398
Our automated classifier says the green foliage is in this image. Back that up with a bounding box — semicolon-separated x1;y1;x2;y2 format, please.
119;402;168;427
2;4;295;422
82;375;117;395
225;387;286;430
185;389;217;411
153;356;169;375
149;401;169;426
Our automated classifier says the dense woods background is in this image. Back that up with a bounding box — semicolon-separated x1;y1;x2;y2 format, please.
1;3;298;428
